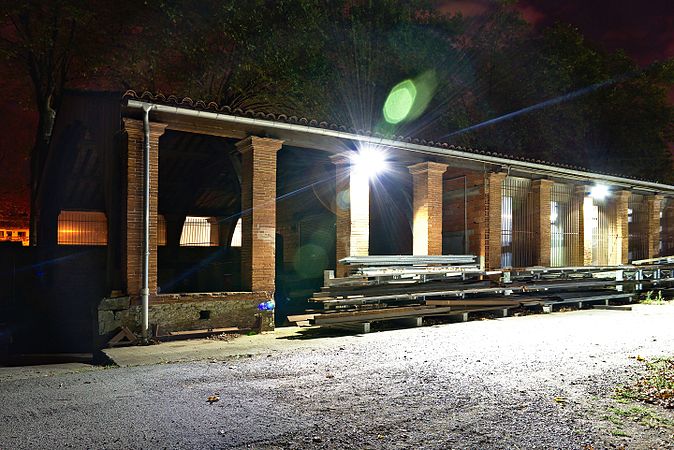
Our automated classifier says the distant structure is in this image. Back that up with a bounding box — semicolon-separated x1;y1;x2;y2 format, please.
0;226;29;246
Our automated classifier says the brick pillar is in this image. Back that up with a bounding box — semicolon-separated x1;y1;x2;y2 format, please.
332;154;370;277
235;136;283;293
531;179;553;266
645;195;663;259
484;172;506;269
122;118;167;296
614;190;630;264
207;217;220;246
408;162;447;256
574;185;588;266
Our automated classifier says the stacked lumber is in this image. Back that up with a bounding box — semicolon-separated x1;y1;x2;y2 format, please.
632;255;674;266
290;259;652;329
296;255;524;327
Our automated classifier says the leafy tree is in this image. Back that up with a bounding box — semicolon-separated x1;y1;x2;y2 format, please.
0;0;144;242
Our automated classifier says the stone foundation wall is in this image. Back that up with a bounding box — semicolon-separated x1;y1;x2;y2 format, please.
98;292;273;346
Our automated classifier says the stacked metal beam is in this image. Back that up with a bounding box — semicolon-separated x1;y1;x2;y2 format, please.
290;256;674;329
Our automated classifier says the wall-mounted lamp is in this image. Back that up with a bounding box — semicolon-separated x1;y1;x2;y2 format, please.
350;145;389;179
589;184;610;200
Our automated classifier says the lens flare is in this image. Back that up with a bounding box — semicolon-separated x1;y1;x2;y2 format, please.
383;71;437;125
383;79;417;124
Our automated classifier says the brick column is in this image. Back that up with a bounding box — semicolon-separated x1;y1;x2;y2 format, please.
408;162;447;256
122;118;167;296
531;179;553;266
574;185;588;266
614;190;630;264
207;217;220;246
235;136;283;293
332;154;370;277
645;195;663;259
484;172;506;269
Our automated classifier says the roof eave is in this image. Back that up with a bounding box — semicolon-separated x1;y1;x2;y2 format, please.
125;99;674;195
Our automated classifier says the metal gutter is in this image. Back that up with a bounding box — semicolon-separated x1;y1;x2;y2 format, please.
126;99;674;194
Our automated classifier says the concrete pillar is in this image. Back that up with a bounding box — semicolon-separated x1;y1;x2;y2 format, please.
122;118;166;296
235;136;283;293
332;154;370;277
531;179;553;266
614;190;630;264
408;162;447;256
485;172;506;269
645;195;663;259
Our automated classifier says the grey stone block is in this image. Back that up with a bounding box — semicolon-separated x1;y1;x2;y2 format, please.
99;296;131;311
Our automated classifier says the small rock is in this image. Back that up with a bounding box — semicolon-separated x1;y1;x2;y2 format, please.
312;436;322;443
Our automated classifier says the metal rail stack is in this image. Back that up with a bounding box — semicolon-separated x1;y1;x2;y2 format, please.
289;255;674;331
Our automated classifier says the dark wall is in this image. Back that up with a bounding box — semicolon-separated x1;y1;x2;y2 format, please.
275;146;336;321
7;246;108;353
158;247;241;293
369;165;413;255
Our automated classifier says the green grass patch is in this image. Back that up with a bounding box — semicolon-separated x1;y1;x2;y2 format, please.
610;428;631;437
616;357;674;409
641;290;670;305
607;405;673;428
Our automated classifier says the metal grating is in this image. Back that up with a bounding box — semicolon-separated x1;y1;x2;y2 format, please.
158;215;167;246
661;198;674;257
57;211;107;245
588;197;619;266
501;177;534;268
179;216;219;246
628;194;648;262
550;183;580;267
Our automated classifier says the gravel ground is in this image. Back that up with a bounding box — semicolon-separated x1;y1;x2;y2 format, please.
1;303;674;449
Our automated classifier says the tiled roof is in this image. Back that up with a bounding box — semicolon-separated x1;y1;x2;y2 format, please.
123;90;649;183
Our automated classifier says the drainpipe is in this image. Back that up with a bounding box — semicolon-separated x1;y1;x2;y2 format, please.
141;105;151;342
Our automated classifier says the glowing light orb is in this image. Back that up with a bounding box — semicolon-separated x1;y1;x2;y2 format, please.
383;71;437;125
589;184;610;200
350;146;389;178
383;79;417;124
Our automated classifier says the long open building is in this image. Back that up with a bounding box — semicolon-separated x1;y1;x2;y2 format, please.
23;90;674;351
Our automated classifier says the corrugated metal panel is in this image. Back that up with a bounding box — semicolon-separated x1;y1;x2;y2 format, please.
628;194;648;262
157;215;167;246
501;177;534;268
661;198;674;256
550;183;580;267
179;216;217;246
590;198;619;266
57;211;107;245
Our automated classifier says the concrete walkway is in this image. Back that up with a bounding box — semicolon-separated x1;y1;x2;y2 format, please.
103;326;314;367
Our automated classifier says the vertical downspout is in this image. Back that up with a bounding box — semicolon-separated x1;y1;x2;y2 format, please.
141;105;151;342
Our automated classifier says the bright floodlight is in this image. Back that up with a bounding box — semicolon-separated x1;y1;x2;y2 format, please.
590;184;610;200
350;146;389;178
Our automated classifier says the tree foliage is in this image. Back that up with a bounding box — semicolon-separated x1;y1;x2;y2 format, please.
2;0;673;194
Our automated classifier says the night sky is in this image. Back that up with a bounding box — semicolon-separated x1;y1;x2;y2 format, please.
1;0;673;220
441;0;674;65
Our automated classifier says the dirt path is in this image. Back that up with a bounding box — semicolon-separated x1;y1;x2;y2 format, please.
1;303;673;449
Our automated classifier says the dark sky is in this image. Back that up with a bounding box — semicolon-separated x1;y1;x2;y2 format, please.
441;0;674;65
2;0;674;218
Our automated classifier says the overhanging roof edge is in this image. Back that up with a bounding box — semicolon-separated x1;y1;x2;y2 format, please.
125;99;674;194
